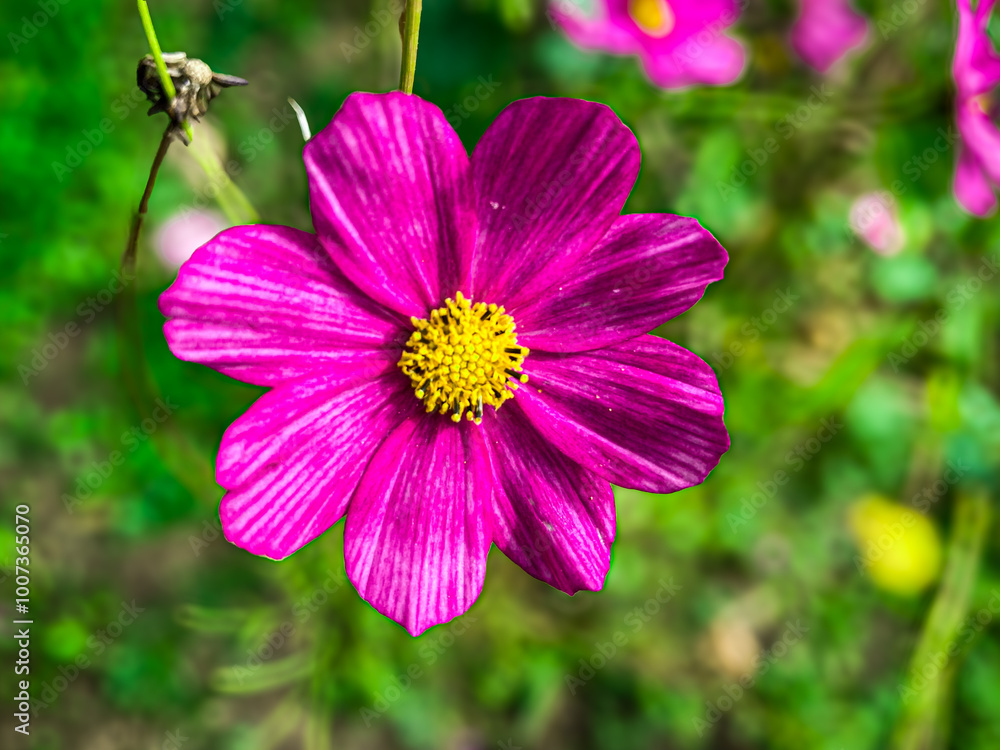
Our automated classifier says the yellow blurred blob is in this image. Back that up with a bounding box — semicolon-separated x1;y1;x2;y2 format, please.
848;495;942;596
628;0;675;37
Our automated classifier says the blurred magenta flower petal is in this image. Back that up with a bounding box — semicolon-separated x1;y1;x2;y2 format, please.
790;0;868;72
160;92;729;635
154;209;227;270
953;0;1000;216
550;0;746;88
849;192;904;256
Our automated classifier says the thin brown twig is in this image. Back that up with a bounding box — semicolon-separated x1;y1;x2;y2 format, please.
123;126;172;273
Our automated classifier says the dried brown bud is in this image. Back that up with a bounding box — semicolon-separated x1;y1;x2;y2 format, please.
137;52;248;144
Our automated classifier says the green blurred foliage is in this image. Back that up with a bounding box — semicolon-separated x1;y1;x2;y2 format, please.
1;0;999;748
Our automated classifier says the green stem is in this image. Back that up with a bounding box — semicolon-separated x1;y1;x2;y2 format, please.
187;134;260;224
116;126;219;504
398;0;422;94
137;0;194;143
891;490;991;750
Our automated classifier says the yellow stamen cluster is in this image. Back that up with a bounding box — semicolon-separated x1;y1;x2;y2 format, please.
398;292;529;425
628;0;675;37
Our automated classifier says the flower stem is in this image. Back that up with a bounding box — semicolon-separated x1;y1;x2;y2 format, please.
891;489;991;750
116;126;219;506
123;126;172;274
398;0;423;94
186;131;260;224
137;0;194;143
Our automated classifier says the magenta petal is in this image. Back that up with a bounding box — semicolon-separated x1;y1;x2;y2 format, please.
159;225;404;386
641;33;746;88
958;101;1000;186
517;335;728;493
218;369;416;560
483;404;615;594
954;0;1000;97
470;97;640;310
304;92;476;318
548;0;639;56
790;0;868;73
514;214;727;352
345;418;492;636
955;145;998;217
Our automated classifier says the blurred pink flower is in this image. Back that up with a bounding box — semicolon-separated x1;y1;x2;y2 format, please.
790;0;868;72
549;0;745;88
154;210;227;270
849;192;904;256
953;0;1000;216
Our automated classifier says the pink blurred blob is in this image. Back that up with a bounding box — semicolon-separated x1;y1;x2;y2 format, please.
154;210;228;271
849;192;904;256
952;0;1000;216
790;0;868;72
549;0;746;89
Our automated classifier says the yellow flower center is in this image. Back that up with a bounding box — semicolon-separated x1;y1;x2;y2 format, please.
398;292;529;425
628;0;675;37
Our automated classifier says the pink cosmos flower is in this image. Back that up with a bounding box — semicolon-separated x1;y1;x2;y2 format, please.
953;0;1000;216
159;93;729;635
549;0;745;88
849;191;904;256
789;0;868;73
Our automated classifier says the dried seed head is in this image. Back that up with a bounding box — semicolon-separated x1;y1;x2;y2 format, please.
137;52;248;144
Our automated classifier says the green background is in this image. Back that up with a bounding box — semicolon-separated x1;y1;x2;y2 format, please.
2;0;1000;748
